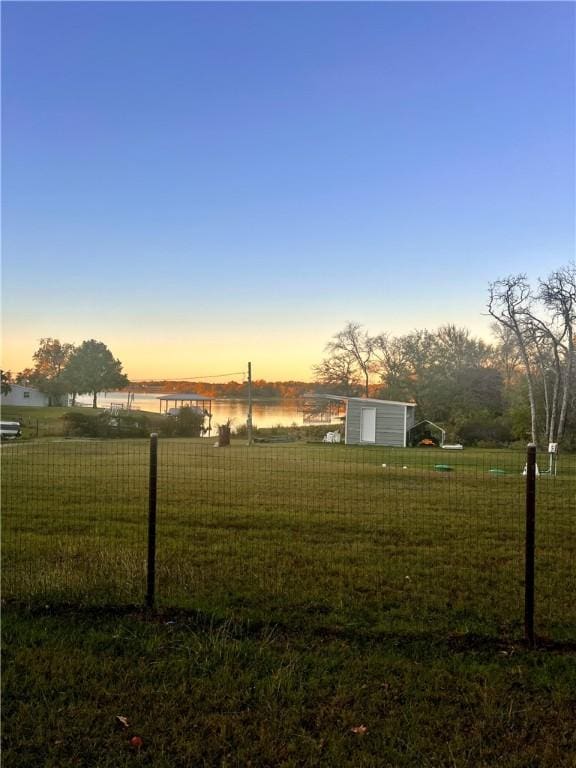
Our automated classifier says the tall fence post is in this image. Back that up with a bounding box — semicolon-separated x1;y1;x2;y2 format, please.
146;433;158;610
524;442;537;648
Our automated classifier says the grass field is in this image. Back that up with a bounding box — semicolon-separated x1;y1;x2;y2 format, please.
3;603;576;768
1;405;102;439
2;438;575;638
2;438;575;766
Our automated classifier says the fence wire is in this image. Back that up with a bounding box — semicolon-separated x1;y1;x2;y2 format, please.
2;438;574;640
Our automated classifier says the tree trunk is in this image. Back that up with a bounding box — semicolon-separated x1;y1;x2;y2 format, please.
557;340;574;442
92;391;98;408
541;365;550;441
547;344;562;444
517;345;538;443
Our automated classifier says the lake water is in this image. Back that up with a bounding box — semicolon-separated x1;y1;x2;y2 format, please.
75;392;305;430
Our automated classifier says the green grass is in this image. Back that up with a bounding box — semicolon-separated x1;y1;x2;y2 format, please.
2;439;574;638
3;605;576;767
2;440;575;765
0;405;170;439
1;405;105;439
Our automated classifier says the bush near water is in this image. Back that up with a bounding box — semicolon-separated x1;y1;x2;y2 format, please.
62;408;204;439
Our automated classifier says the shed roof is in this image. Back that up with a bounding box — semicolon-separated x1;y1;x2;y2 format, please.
305;394;416;407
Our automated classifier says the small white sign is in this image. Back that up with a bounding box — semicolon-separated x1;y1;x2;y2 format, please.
548;443;558;454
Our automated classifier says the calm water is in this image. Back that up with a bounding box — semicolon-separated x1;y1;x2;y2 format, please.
75;392;304;429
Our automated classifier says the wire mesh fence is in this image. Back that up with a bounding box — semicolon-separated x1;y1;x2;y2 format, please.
2;437;574;641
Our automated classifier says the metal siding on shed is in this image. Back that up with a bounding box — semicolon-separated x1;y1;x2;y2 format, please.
375;403;405;447
404;406;417;446
345;400;406;447
406;406;416;431
346;400;362;443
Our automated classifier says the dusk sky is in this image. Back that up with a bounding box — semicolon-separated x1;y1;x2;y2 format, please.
2;1;574;381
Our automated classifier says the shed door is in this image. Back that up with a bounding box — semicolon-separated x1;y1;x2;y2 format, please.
360;408;376;443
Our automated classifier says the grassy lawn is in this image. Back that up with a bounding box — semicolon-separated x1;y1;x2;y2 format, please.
2;439;574;638
2;604;575;768
2;439;575;766
1;405;105;439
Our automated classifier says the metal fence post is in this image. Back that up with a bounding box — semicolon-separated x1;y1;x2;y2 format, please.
146;433;158;610
524;442;537;648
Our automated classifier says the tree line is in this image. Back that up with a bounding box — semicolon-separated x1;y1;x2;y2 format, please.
130;380;328;399
313;264;575;447
3;339;128;408
2;264;573;447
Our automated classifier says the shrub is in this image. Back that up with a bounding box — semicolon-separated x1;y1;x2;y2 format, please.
149;415;177;437
172;407;204;437
62;411;150;438
456;418;513;447
110;412;150;438
62;411;103;437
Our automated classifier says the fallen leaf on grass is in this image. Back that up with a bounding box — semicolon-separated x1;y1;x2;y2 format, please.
115;715;130;729
351;725;368;735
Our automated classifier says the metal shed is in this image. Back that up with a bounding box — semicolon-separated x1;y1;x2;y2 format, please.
306;395;416;447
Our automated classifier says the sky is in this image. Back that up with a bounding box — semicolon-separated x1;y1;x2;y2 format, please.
2;1;574;382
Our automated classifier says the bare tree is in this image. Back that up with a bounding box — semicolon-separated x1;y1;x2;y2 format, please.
323;322;377;397
372;333;412;400
488;264;576;444
490;322;523;388
538;262;576;441
312;352;361;396
488;275;538;442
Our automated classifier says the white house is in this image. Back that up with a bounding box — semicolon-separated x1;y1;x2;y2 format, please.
1;383;67;407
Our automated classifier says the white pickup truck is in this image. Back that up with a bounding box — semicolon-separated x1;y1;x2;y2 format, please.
0;421;22;440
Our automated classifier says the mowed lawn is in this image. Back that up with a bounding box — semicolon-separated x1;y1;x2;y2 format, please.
2;439;575;767
2;438;574;638
3;604;576;768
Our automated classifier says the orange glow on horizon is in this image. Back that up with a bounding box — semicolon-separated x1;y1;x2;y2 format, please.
1;332;321;383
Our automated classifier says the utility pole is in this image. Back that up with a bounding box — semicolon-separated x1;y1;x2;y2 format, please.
247;361;253;446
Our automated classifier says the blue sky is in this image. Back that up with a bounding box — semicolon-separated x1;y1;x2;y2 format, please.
2;1;574;380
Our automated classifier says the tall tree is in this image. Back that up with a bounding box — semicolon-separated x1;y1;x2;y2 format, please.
491;323;523;389
320;322;377;397
538;262;575;442
63;340;128;408
372;334;413;402
30;338;75;405
488;275;538;442
312;352;362;396
488;264;575;445
396;326;498;427
14;368;37;385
